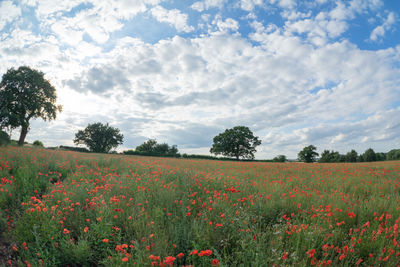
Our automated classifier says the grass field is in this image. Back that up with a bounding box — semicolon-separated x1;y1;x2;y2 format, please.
1;146;400;266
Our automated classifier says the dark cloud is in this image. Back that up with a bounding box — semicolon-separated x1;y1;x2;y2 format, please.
65;65;130;93
135;92;169;108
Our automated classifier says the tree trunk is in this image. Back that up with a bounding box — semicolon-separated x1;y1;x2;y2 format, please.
18;125;28;146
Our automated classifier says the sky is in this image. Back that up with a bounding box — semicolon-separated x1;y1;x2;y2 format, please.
0;0;400;159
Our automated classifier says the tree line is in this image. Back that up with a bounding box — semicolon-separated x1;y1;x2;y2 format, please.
298;145;400;163
1;66;399;163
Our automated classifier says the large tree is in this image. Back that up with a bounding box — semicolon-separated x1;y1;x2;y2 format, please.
0;66;62;145
210;126;261;160
298;145;319;163
363;148;376;162
135;139;158;153
345;149;358;162
74;122;123;153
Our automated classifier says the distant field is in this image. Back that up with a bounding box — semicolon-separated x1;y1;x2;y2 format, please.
1;146;400;266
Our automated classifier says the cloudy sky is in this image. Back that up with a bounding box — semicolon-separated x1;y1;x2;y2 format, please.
1;0;400;159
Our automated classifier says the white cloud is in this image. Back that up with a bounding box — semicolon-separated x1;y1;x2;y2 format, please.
53;28;399;157
277;0;296;9
51;21;83;46
35;0;164;44
370;12;396;41
0;1;21;31
240;0;264;11
191;0;227;12
282;0;390;45
349;0;383;14
1;0;400;158
150;6;194;33
212;16;239;33
34;0;83;17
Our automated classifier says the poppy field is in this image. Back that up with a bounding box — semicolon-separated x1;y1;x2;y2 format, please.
1;146;400;266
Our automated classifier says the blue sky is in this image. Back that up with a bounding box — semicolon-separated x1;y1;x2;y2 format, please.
0;0;399;158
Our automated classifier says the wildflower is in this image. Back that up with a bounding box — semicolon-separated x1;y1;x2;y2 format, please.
63;228;70;234
122;257;129;262
177;253;184;258
102;239;109;243
164;256;176;266
149;255;160;261
347;211;356;218
198;250;212;256
189;250;198;255
212;259;220;266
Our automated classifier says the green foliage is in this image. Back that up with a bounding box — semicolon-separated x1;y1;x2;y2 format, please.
319;150;345;163
0;66;62;145
74;122;123;153
363;148;376;162
135;139;158;153
133;139;179;156
345;149;358;162
298;145;319;163
0;130;10;146
210;126;261;160
272;155;286;162
58;145;90;153
375;152;386;161
33;140;44;147
386;149;400;160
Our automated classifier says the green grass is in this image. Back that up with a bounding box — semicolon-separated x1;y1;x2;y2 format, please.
0;146;400;266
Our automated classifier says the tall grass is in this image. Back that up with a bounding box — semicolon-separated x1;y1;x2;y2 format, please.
0;146;400;266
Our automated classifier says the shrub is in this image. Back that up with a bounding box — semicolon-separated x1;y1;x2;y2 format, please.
0;130;10;146
33;140;44;147
272;155;286;162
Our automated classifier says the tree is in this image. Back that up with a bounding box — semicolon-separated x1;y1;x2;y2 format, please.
74;122;123;153
135;139;179;156
387;149;400;160
210;126;261;160
0;66;62;145
135;139;158;153
0;130;10;146
272;155;286;162
363;148;376;162
298;145;319;163
319;150;333;163
375;152;386;161
319;150;345;163
33;140;44;147
345;149;358;162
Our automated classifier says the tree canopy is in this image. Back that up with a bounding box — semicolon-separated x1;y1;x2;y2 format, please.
0;66;62;145
210;126;261;160
134;139;179;156
74;122;123;153
319;150;345;163
363;148;376;162
272;155;287;162
345;149;358;162
298;145;319;163
387;149;400;161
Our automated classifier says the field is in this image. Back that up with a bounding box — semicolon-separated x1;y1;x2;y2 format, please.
1;146;400;266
